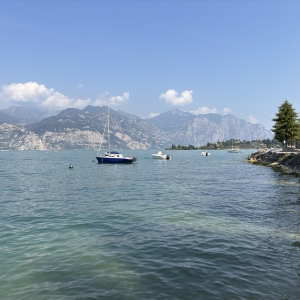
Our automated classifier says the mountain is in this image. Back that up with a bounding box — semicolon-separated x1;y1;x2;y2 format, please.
22;105;170;150
0;105;273;151
1;106;61;123
147;109;195;132
147;110;272;146
0;123;48;150
117;110;141;120
0;111;21;124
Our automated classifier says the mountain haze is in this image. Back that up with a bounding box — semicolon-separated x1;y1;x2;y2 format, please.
1;106;61;123
0;105;273;150
147;109;272;146
0;111;21;124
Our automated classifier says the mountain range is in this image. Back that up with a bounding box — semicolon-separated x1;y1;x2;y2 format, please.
0;105;273;150
0;106;61;123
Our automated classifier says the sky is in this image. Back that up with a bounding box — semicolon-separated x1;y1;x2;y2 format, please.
0;0;300;130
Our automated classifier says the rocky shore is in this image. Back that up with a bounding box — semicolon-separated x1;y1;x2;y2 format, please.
248;150;300;176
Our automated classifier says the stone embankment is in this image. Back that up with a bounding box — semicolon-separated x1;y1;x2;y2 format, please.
248;150;300;176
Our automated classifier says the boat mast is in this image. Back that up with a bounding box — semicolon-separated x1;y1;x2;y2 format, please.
108;97;110;154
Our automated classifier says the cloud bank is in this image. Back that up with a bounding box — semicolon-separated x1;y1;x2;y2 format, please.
190;106;218;115
149;112;160;118
94;92;129;106
247;115;259;124
159;89;193;106
0;82;129;109
223;107;231;115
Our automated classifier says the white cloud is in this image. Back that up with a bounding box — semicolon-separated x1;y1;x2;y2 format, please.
1;82;129;110
3;82;52;103
248;115;259;124
111;92;129;105
1;82;86;109
159;89;193;106
94;92;130;106
149;112;160;118
223;107;231;115
0;91;10;108
76;84;83;89
190;106;218;115
73;98;92;108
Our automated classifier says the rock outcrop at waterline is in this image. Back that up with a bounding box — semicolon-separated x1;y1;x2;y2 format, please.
248;150;300;175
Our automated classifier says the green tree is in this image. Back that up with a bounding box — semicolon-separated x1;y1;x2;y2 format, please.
272;100;300;146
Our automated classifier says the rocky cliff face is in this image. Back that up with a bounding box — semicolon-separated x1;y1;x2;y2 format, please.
0;106;273;151
148;110;272;146
0;123;98;150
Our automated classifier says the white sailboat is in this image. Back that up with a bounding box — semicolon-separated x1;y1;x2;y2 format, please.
228;139;241;153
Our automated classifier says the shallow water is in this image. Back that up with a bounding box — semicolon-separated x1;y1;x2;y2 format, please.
0;150;300;299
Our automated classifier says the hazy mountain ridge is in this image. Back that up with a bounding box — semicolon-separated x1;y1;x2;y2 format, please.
0;111;21;124
148;110;272;145
0;105;273;150
1;106;61;123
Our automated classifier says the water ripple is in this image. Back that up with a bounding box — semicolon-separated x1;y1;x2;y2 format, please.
0;150;300;299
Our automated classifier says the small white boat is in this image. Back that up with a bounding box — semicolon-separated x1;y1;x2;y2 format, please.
228;139;241;153
228;148;241;153
201;152;211;156
152;151;171;160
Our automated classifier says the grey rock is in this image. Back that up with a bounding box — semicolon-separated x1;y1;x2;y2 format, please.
0;106;273;151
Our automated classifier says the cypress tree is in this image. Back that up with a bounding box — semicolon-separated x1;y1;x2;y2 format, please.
272;100;300;146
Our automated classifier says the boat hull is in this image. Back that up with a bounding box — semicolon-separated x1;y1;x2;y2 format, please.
201;152;211;156
96;156;136;164
228;149;241;153
152;154;171;160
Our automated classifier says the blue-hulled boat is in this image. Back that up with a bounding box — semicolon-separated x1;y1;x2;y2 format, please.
96;98;137;164
96;151;137;164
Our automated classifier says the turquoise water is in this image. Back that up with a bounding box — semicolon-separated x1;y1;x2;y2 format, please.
1;150;300;299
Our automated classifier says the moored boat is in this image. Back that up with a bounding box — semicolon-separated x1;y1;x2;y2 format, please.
228;148;241;153
201;151;211;156
228;139;241;153
152;151;171;160
97;151;137;163
96;98;137;164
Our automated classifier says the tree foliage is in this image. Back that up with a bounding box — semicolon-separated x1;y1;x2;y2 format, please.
272;100;300;145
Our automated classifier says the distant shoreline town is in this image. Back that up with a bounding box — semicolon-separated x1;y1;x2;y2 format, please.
166;138;281;150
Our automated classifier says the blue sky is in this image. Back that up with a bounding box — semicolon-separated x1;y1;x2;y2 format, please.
0;0;299;129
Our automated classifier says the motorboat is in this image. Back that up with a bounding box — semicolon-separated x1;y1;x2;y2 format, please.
152;151;171;160
201;151;211;156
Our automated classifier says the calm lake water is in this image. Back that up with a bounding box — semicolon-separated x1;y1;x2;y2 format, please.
1;149;300;299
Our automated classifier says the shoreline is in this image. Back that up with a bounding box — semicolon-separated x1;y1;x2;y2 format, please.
248;150;300;176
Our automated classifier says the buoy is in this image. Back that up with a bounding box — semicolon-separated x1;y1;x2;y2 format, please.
92;160;95;162
69;164;73;169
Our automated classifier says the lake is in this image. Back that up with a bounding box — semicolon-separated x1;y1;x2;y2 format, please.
0;149;300;299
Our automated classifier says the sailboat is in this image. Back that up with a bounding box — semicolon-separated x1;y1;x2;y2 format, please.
96;98;137;164
228;139;241;153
